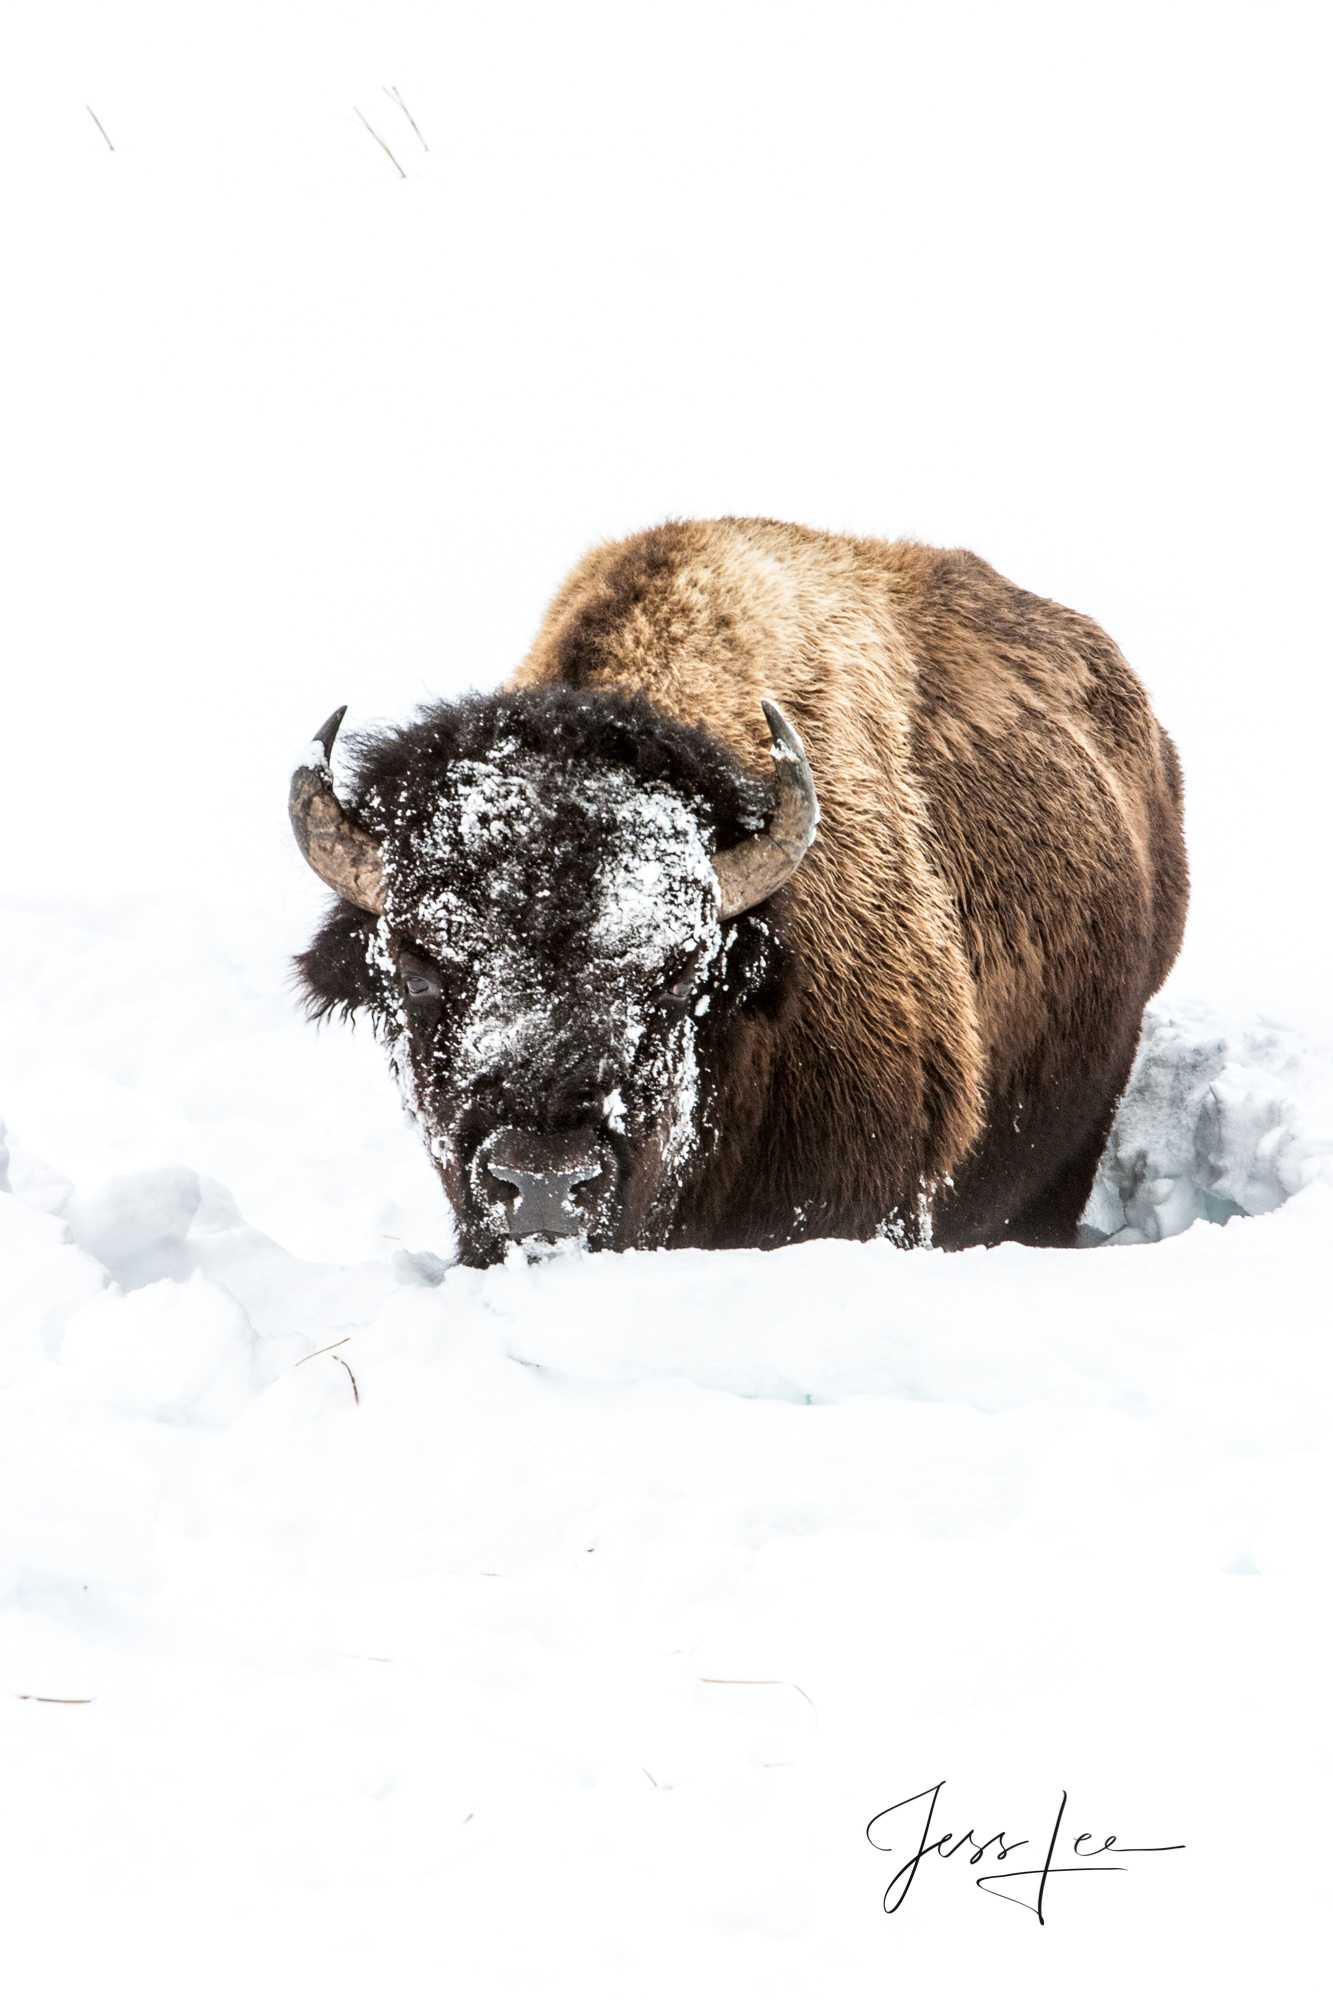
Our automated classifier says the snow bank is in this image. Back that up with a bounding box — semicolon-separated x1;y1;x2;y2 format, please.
0;900;1329;1995
1086;1004;1333;1242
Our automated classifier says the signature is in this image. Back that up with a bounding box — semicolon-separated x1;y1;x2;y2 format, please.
867;1782;1184;1925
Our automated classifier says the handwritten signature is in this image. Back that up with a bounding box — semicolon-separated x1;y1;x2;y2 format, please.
867;1782;1184;1925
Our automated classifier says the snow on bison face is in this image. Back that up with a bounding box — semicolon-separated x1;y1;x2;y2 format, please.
379;746;727;1260
291;690;816;1266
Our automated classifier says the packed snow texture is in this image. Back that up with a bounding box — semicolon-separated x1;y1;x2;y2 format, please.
1086;1007;1333;1241
0;895;1328;1997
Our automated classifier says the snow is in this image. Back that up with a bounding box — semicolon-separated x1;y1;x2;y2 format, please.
2;0;1330;1990
1;893;1329;1994
589;780;715;966
1085;1006;1333;1241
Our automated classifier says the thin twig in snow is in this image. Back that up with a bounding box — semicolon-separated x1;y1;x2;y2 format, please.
296;1337;351;1366
383;85;429;150
16;1694;96;1704
86;106;114;151
354;107;406;179
335;1353;361;1404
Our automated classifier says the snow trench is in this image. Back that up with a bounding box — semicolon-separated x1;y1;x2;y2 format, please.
1083;1005;1332;1243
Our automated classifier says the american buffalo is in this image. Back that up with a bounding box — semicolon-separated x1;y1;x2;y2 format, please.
292;517;1187;1265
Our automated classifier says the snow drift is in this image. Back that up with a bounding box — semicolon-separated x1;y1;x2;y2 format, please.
0;894;1328;1996
1086;1005;1333;1241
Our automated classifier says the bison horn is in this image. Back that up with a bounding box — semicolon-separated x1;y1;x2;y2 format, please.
289;707;386;914
712;699;820;919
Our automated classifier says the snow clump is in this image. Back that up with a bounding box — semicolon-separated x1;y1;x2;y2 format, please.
1083;1004;1333;1243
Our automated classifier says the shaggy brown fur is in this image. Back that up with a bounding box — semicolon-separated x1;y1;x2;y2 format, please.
509;517;1188;1249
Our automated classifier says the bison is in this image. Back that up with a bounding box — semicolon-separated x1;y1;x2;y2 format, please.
292;517;1187;1265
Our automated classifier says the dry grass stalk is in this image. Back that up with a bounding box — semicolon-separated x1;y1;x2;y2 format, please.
354;107;406;179
383;85;429;150
294;1336;359;1401
296;1336;351;1367
86;106;114;152
16;1694;95;1704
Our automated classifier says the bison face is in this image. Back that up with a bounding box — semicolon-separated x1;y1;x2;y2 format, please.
292;689;816;1266
376;750;733;1262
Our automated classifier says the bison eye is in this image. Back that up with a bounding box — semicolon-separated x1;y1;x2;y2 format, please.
659;949;704;1004
398;951;443;1004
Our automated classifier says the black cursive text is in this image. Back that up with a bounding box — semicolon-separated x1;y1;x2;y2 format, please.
866;1781;1184;1924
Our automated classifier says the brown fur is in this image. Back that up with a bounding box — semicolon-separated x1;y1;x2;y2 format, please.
509;517;1188;1248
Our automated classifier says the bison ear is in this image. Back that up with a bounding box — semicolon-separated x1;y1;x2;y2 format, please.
290;708;386;915
711;700;820;919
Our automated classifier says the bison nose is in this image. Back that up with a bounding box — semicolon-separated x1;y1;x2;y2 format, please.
483;1127;604;1239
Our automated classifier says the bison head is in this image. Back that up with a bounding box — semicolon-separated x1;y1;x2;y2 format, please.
292;689;817;1265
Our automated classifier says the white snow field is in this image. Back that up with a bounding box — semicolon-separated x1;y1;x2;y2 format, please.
4;0;1331;1992
0;895;1329;1996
